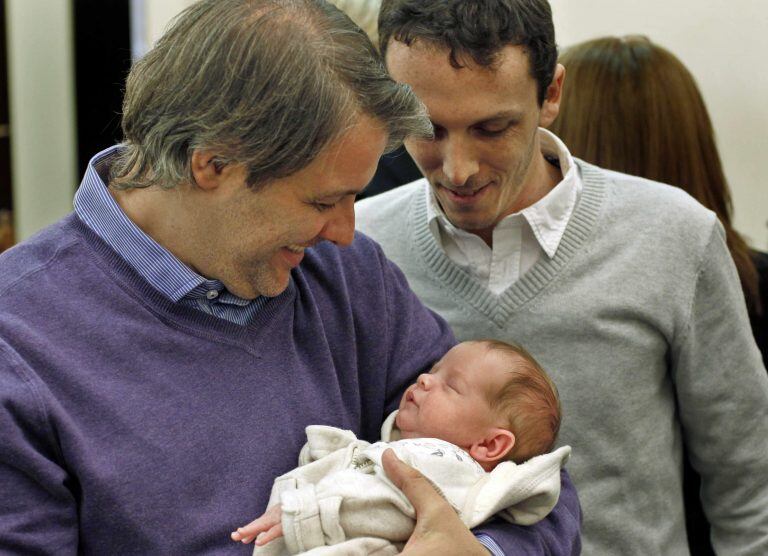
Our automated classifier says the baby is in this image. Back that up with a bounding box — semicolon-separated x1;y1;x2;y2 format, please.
231;340;569;555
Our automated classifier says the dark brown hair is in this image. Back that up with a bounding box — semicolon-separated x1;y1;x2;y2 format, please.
378;0;558;105
550;35;762;316
480;340;561;463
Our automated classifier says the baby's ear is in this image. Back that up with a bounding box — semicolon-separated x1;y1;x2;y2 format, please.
469;428;515;466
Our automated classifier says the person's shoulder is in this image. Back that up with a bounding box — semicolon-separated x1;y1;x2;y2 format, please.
579;161;717;230
355;178;426;235
597;164;711;214
0;216;83;299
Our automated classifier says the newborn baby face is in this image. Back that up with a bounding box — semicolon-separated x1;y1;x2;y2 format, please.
396;342;508;449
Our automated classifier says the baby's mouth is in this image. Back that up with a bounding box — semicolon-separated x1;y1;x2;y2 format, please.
405;390;417;406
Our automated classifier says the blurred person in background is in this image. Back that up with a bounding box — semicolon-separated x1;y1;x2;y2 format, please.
550;35;765;365
549;34;768;555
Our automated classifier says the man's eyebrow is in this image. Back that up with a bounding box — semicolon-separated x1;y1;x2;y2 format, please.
313;188;366;200
476;110;524;123
431;110;524;128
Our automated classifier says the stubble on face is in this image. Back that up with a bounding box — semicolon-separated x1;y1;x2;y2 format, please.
111;117;382;301
191;180;293;300
231;230;298;299
216;116;387;299
387;41;557;243
435;128;539;235
233;221;319;299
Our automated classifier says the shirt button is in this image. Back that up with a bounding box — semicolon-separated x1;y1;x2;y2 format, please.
206;290;219;300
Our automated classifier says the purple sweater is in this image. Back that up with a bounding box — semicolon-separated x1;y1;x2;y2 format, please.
0;215;580;554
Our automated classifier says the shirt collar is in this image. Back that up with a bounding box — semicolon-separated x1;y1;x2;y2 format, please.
73;145;244;304
426;127;582;258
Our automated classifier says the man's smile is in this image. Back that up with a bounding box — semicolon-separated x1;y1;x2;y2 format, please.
439;182;492;206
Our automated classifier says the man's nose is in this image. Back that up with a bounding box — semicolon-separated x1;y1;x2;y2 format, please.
319;198;355;247
441;136;479;187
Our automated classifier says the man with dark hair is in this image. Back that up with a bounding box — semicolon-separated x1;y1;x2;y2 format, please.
0;0;580;554
356;0;768;554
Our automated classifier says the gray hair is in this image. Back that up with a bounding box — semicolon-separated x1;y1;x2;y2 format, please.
112;0;431;190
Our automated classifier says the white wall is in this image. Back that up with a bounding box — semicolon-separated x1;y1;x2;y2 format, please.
550;0;768;250
135;0;196;52
6;0;77;241
144;0;193;50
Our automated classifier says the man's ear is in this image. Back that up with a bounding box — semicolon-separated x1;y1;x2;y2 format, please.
469;428;515;466
190;150;229;191
539;63;565;128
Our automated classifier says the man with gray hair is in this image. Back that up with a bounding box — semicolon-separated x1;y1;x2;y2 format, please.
0;0;580;554
356;0;768;554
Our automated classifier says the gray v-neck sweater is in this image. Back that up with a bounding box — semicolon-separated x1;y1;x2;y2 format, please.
356;161;768;555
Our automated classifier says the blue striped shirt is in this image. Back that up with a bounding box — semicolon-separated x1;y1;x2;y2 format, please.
477;533;504;555
74;146;268;325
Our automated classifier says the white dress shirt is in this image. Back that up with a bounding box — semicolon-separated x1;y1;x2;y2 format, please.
426;128;582;294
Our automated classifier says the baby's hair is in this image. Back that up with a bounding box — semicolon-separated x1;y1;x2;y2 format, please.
478;340;561;463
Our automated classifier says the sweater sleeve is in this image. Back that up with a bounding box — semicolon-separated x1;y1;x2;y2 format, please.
0;340;79;554
672;221;768;554
472;469;582;556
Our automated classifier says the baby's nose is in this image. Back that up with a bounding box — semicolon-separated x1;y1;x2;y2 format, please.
417;373;432;389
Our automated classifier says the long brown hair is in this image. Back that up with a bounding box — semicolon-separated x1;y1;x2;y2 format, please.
550;35;761;316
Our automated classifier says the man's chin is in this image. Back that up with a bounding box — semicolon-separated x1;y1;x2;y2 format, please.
230;270;291;299
435;198;495;231
443;213;495;234
253;277;291;298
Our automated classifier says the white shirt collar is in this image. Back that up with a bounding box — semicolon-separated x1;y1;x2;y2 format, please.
426;128;581;259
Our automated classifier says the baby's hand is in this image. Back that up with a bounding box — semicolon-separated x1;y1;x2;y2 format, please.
230;504;283;545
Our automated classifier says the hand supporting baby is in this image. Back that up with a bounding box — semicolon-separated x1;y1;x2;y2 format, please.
231;504;284;545
230;450;491;555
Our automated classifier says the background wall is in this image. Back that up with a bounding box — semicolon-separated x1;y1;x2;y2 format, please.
139;0;192;56
550;0;767;249
6;0;77;241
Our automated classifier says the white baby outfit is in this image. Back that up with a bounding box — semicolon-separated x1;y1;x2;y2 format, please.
253;412;571;556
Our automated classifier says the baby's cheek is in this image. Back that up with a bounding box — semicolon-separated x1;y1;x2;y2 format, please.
394;409;410;430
